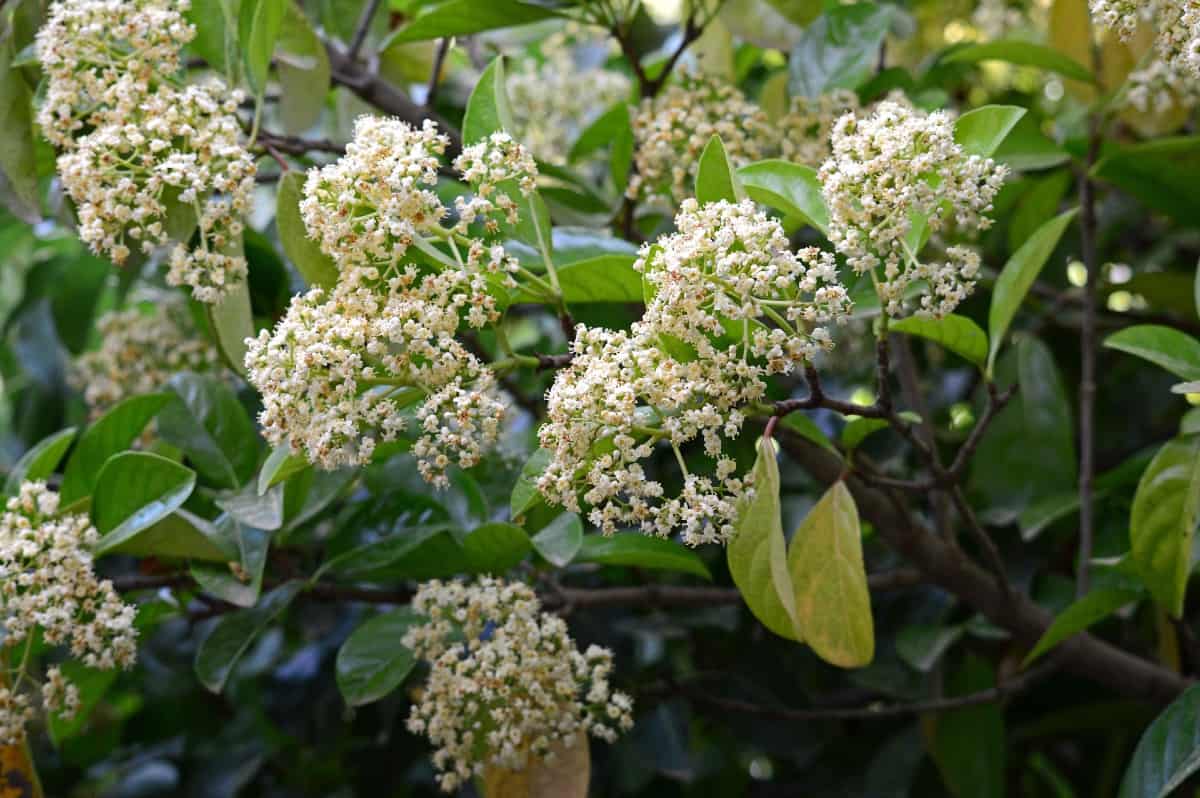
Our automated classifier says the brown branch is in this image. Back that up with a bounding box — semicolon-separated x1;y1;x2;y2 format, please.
256;130;345;156
346;0;384;62
658;659;1058;721
425;38;451;110
536;352;574;371
325;39;462;156
774;427;1191;705
1077;115;1103;598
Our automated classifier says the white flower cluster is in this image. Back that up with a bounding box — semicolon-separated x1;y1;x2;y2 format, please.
776;90;861;166
300;117;449;286
250;117;536;484
403;578;633;792
0;482;138;744
39;0;255;302
819;101;1008;318
71;290;222;417
628;73;772;206
452;131;540;233
508;25;632;165
245;281;505;486
538;200;851;545
1092;0;1200;79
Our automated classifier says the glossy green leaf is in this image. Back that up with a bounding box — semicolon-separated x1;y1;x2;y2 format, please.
1119;683;1200;798
191;519;271;607
277;172;339;289
890;314;988;368
1093;137;1200;226
336;608;421;706
576;533;711;580
896;624;964;672
779;412;838;454
1104;325;1200;382
208;267;254;378
3;427;76;497
842;411;921;451
195;581;302;693
325;525;469;581
787;480;874;668
695;136;744;205
383;0;560;45
463;522;531;573
727;438;802;640
463;56;514;144
60;393;173;504
737;160;830;234
237;0;284;93
510;448;550;520
0;31;38;222
953;105;1027;158
276;2;330;134
1024;587;1142;666
186;0;240;78
1009;171;1073;254
92;453;228;561
788;3;894;98
515;255;642;304
944;41;1093;82
570;103;633;164
258;444;309;494
993;113;1071;171
157;372;258;489
932;655;1006;798
987;208;1078;374
1131;435;1200;617
531;512;583;567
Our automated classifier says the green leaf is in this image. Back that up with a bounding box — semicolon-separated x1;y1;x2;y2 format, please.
215;482;284;531
157;372;258;489
0;31;38;222
514;255;642;304
1119;683;1200;798
336;608;421;706
462;522;531;573
987;208;1078;374
3;427;77;497
971;337;1077;524
60;393;174;505
943;41;1093;82
510;448;550;520
463;56;514;144
992;113;1071;171
195;581;302;693
841;410;921;451
1131;435;1200;618
737;160;830;234
277;172;339;290
191;519;271;606
788;3;894;98
325;525;470;581
727;438;802;640
186;0;240;78
779;412;838;454
896;624;964;673
238;0;285;93
787;480;874;668
208;269;255;378
953;105;1027;158
1092;137;1200;226
576;533;712;580
92;453;230;562
276;3;330;134
890;314;988;368
1024;587;1142;667
46;662;118;744
531;512;583;568
258;444;309;494
695;136;744;205
932;654;1006;798
570;103;633;164
1104;325;1200;382
1009;171;1073;254
383;0;560;45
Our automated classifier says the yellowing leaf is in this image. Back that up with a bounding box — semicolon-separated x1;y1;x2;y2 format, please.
727;438;803;641
483;739;590;798
787;481;875;667
1049;0;1094;101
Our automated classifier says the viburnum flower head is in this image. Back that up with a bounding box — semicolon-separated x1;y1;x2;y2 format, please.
1092;0;1200;77
37;0;196;149
637;198;852;372
819;101;1008;318
452;131;540;234
300;116;449;284
244;281;506;486
0;482;138;744
70;289;223;416
403;578;633;792
628;72;772;206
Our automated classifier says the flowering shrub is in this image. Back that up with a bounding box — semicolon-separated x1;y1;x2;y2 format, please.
4;0;1200;795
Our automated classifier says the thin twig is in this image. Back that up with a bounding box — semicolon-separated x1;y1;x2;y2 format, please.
346;0;385;62
424;38;451;109
256;130;345;156
949;485;1011;598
